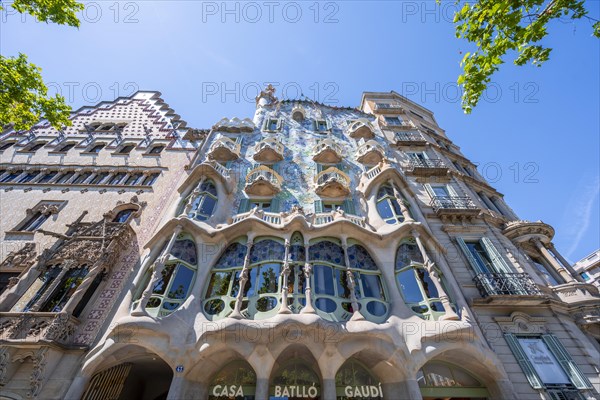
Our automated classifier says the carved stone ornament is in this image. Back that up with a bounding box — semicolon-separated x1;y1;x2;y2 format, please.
0;243;37;270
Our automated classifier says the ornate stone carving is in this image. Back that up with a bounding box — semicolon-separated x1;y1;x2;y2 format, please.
0;243;37;270
27;347;49;398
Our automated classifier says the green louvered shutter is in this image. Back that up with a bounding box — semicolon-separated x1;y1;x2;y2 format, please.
336;163;344;172
480;237;512;273
456;237;485;274
316;163;324;173
504;334;544;389
542;335;593;389
271;196;280;213
314;200;324;213
238;198;250;213
343;198;356;215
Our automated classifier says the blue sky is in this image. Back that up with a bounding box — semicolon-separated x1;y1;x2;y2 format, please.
2;1;599;262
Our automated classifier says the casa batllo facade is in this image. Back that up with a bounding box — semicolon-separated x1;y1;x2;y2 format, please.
0;86;598;400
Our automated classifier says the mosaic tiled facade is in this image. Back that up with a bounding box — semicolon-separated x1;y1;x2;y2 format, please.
0;87;599;400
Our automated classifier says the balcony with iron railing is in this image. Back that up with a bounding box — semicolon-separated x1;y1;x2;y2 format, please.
312;139;343;164
356;140;385;165
394;131;427;146
346;119;375;140
403;158;448;176
429;196;480;218
244;165;283;196
314;167;351;197
253;138;284;163
473;273;543;298
373;103;403;114
382;117;415;130
229;208;368;230
207;136;240;162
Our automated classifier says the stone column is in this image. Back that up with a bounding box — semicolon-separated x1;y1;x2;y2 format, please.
548;242;584;283
389;179;414;222
230;239;254;319
63;375;91;400
532;238;575;283
183;176;206;216
131;225;183;316
279;239;292;314
255;377;270;400
413;230;459;320
342;240;364;321
301;241;316;314
322;378;336;400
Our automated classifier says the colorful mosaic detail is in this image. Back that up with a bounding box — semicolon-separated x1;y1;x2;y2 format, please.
215;242;248;269
170;239;197;265
289;244;306;262
249;239;286;264
347;245;378;271
395;240;424;270
309;241;345;266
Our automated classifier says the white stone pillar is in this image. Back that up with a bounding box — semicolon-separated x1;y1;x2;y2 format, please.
532;238;575;283
230;239;254;319
301;241;316;314
279;239;292;314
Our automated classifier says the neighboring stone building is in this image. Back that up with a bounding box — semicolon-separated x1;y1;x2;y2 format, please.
0;86;599;400
574;250;600;288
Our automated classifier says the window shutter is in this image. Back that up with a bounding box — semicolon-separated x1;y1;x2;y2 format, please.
456;237;484;274
312;120;318;131
262;119;268;131
276;118;283;130
271;196;280;212
314;200;324;213
316;163;324;173
238;199;250;213
504;334;544;389
272;163;281;174
424;183;436;198
326;120;332;131
343;198;356;215
542;334;593;389
480;237;512;273
336;163;344;172
235;136;243;145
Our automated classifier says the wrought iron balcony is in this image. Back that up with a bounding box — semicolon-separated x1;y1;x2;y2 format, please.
394;131;427;146
312;139;343;164
244;166;282;196
430;196;479;213
473;273;542;297
373;103;403;114
356;140;385;165
207;136;240;162
315;167;350;197
404;158;448;176
0;312;80;346
253;138;284;163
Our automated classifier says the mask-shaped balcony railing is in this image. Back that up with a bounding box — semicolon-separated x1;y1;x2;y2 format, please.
473;273;542;297
314;167;351;197
394;131;427;146
207;136;240;162
346;120;375;140
404;158;448;176
356;140;385;165
0;312;80;346
312;139;343;164
244;166;283;196
253;139;284;163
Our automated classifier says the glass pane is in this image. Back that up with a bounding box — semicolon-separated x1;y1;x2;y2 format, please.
417;269;439;299
170;239;197;265
152;265;175;295
395;242;424;270
216;243;248;268
207;272;232;297
376;200;394;219
204;299;225;315
397;269;424;303
257;263;280;294
245;267;258;297
466;243;493;273
256;296;278;312
41;267;88;312
295;265;306;294
335;269;352;299
147;297;161;308
361;274;384;299
200;195;217;216
366;301;387;317
289;245;306;262
167;265;194;299
432;186;449;196
315;298;337;313
314;265;334;295
250;240;285;263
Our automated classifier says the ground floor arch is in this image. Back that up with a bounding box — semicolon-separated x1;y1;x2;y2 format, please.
417;361;489;400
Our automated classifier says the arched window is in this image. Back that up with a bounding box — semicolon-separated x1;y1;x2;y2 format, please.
376;184;406;224
204;238;287;320
417;361;489;399
39;265;89;312
187;180;218;221
335;359;382;400
209;360;257;400
395;238;447;320
310;239;388;323
270;360;321;399
113;208;135;223
146;233;197;317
